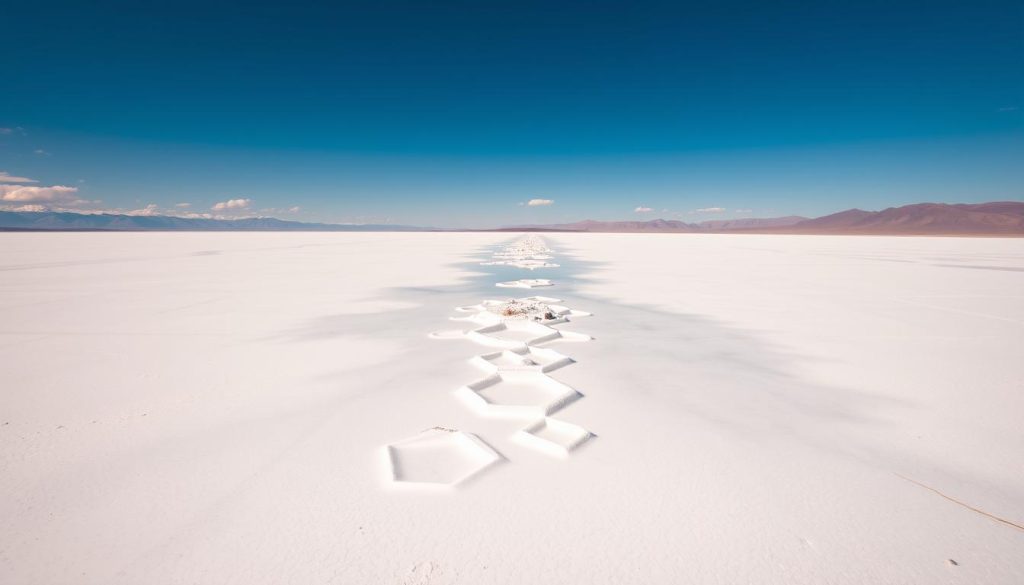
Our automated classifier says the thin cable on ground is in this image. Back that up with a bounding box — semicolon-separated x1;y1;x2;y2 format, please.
895;473;1024;532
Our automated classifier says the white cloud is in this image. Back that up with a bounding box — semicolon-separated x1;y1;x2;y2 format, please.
0;171;37;184
0;195;261;220
259;206;301;215
1;184;82;204
122;204;217;219
33;149;50;156
634;206;653;213
1;190;289;221
123;204;161;216
527;198;554;206
212;198;252;211
0;182;91;212
695;207;726;213
735;208;753;213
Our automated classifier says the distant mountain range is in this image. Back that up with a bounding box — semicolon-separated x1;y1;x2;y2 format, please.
2;201;1022;235
0;211;423;232
511;216;808;232
509;202;1024;236
778;202;1024;235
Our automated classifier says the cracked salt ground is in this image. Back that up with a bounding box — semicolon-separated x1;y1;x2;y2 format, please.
11;231;1020;583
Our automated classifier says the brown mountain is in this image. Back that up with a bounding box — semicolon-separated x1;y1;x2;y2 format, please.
542;219;695;232
697;216;807;230
530;216;806;232
786;202;1024;235
510;202;1024;236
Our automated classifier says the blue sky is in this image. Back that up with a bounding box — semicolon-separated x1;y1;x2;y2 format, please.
1;0;1021;227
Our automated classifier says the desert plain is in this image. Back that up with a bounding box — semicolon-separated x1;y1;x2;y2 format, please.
1;232;1022;584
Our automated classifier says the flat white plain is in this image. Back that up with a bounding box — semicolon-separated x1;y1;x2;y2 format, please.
1;232;1022;584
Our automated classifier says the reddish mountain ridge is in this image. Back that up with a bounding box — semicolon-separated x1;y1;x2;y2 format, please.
532;216;806;232
787;202;1024;235
696;216;808;230
513;202;1024;235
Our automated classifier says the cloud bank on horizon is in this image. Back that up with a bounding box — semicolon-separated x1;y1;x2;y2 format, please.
0;171;283;219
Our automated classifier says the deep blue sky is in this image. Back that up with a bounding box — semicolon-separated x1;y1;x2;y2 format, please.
1;0;1021;226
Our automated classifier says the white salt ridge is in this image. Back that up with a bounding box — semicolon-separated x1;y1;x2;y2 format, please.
469;346;576;374
484;235;556;269
421;235;595;488
457;370;583;417
481;259;560;269
491;253;554;260
489;234;553;259
496;278;553;288
386;428;502;487
465;319;592;349
513;417;594;457
452;296;591;326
